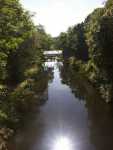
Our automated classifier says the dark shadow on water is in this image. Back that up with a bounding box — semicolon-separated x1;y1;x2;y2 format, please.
60;62;113;150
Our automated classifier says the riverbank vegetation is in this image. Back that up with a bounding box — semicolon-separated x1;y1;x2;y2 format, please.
56;0;113;103
0;0;51;149
1;0;113;148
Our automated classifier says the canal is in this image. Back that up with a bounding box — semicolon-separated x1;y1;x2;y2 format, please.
9;61;113;150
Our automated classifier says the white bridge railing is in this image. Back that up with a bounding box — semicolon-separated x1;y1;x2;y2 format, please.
44;50;62;56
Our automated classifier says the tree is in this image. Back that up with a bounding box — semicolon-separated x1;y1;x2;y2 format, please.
55;24;88;61
66;24;88;61
0;0;37;83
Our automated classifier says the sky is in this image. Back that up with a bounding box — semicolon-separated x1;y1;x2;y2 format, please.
20;0;104;37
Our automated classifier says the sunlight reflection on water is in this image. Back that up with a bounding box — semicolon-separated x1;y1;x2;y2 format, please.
10;61;112;150
53;136;73;150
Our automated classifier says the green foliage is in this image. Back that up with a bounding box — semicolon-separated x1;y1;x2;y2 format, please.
36;24;54;50
0;0;53;84
55;32;68;50
84;0;113;101
0;52;7;81
56;0;113;102
56;24;88;61
0;0;34;54
0;0;50;146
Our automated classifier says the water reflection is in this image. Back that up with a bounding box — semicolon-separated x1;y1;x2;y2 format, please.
60;62;113;150
9;61;113;150
53;136;73;150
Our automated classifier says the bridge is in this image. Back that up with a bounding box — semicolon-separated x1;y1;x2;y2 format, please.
44;50;62;60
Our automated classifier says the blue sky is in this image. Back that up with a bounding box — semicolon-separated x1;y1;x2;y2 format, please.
20;0;104;37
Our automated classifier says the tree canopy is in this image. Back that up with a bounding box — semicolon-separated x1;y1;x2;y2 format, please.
55;0;113;102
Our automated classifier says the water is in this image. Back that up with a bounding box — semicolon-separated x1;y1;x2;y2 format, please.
9;61;113;150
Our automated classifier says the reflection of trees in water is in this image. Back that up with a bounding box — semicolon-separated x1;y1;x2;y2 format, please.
47;67;54;83
60;63;113;150
7;70;50;150
86;96;113;150
60;63;85;100
37;67;55;105
45;60;62;83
